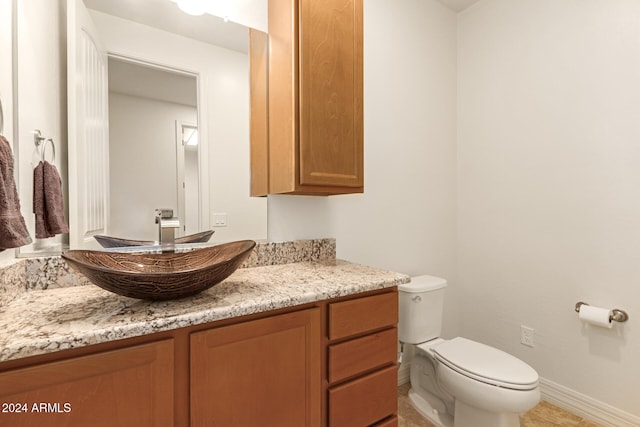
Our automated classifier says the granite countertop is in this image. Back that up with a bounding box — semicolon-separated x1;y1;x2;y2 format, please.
0;249;409;362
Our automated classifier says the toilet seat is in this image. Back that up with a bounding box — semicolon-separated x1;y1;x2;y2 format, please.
432;337;538;391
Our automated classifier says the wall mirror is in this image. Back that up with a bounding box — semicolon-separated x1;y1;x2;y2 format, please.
15;0;268;255
106;56;200;241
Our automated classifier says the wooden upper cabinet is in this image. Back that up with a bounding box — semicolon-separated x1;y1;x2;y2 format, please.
249;29;269;197
299;0;363;190
251;0;364;196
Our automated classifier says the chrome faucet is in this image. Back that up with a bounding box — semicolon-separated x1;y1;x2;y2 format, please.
155;208;180;252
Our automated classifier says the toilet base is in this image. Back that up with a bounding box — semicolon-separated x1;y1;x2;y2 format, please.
408;388;453;427
454;399;521;427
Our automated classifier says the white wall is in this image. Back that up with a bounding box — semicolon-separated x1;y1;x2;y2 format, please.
16;0;67;254
108;93;196;240
268;0;640;420
268;0;458;333
457;0;640;418
90;10;267;243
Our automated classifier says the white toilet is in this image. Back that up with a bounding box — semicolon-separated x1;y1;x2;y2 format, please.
399;275;540;427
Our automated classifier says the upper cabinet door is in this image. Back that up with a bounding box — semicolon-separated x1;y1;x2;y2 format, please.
67;0;110;248
298;0;363;189
252;0;363;196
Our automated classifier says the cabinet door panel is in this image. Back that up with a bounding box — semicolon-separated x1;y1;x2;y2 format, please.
299;0;363;188
190;308;321;427
0;340;174;427
328;365;397;426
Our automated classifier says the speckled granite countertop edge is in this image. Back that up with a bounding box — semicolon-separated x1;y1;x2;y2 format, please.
0;260;409;363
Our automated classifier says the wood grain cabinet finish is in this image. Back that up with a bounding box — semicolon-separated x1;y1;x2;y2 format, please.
249;28;269;197
373;416;399;427
328;328;397;384
328;365;398;427
326;291;399;426
0;288;398;427
190;308;321;427
251;0;364;196
328;292;398;340
0;340;174;427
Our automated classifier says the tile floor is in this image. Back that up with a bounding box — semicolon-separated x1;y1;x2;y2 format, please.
398;383;605;427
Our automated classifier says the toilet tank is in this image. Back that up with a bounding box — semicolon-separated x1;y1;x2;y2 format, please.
398;275;447;344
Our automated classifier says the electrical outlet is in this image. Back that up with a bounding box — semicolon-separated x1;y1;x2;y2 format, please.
213;213;227;227
520;325;535;347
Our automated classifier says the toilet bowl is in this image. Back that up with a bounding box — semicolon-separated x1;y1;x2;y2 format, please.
399;276;540;427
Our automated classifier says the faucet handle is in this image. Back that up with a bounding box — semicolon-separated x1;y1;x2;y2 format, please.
155;208;174;223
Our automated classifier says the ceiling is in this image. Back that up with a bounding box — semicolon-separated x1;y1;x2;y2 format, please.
84;0;482;56
108;58;198;107
436;0;482;12
83;0;258;54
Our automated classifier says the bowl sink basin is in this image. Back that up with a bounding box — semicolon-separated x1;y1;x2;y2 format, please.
61;240;255;300
94;230;215;248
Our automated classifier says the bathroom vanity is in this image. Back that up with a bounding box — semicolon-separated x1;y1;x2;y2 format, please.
0;239;407;426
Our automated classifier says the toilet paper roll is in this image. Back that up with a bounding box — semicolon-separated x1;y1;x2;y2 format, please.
579;305;613;328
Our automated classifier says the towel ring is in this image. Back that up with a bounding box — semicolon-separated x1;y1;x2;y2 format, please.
33;130;55;163
41;138;56;163
33;129;45;146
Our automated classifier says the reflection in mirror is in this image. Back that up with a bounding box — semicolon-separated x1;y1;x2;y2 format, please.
178;123;200;235
107;57;199;241
15;0;68;256
15;0;268;255
76;0;268;250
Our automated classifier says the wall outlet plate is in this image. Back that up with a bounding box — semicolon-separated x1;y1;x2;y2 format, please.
521;325;535;347
213;213;227;227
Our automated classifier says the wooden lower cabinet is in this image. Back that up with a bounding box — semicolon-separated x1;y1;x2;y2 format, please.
328;365;397;427
326;291;399;426
190;308;321;426
0;288;398;427
0;340;174;427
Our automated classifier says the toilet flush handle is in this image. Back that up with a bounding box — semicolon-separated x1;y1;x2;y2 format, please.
412;295;422;302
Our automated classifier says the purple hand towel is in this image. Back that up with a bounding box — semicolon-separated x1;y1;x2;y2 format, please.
0;135;32;250
34;160;69;239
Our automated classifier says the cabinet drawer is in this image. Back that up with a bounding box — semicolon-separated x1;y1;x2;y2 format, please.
329;292;398;340
328;328;397;383
373;417;398;427
328;365;397;427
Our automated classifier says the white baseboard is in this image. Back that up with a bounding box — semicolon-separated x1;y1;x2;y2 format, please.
539;377;640;427
398;369;638;426
397;361;638;426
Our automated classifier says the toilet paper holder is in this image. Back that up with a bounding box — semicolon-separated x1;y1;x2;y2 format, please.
575;302;629;323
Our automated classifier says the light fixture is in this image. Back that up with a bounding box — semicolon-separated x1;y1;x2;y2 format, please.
176;0;206;16
185;129;199;146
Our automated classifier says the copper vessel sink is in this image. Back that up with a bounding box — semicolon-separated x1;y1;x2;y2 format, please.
93;230;215;248
61;240;255;300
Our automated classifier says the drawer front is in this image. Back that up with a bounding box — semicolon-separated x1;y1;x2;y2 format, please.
329;292;398;340
328;328;397;383
373;417;398;427
328;365;397;427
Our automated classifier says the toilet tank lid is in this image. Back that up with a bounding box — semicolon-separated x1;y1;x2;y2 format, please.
399;275;447;293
